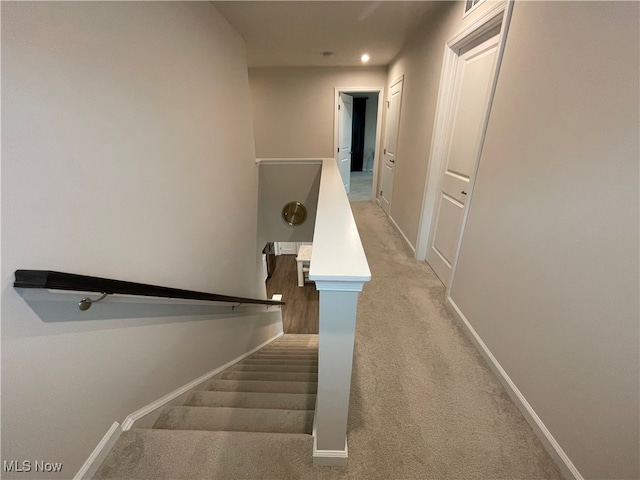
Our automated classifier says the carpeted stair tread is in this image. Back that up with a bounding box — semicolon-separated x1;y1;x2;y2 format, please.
240;358;318;366
215;371;318;382
246;354;318;360
252;350;317;355
259;344;317;348
185;391;316;410
268;344;318;349
251;350;318;358
258;349;318;355
263;343;318;351
260;345;318;350
249;354;318;361
273;338;318;344
93;429;316;480
266;346;318;351
229;364;317;373
207;379;317;394
248;357;317;363
153;406;313;434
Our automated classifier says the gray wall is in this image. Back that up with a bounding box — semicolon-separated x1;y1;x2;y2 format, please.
257;163;322;248
450;2;639;478
249;67;387;158
1;3;281;478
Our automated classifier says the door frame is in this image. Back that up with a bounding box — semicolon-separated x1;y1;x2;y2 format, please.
334;87;384;201
378;75;404;215
415;1;513;289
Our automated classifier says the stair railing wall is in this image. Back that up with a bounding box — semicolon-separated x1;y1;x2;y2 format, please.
255;156;371;464
309;158;371;465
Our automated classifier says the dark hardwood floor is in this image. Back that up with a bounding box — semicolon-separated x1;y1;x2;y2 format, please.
266;254;319;334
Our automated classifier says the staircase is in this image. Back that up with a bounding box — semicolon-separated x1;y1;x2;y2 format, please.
94;334;319;479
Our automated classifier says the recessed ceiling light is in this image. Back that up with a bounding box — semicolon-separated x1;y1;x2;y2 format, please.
361;54;370;63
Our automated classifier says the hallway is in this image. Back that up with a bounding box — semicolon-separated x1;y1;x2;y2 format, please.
330;201;562;478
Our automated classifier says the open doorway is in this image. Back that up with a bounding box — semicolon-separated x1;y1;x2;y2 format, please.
334;87;384;202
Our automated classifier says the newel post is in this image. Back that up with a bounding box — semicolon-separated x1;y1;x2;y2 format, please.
312;279;365;466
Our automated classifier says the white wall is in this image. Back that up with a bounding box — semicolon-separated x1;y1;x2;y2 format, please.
450;2;639;478
249;67;387;158
386;0;499;247
1;2;281;478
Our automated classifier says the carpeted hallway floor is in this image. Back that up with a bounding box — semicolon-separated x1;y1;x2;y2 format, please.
95;201;563;479
317;201;563;479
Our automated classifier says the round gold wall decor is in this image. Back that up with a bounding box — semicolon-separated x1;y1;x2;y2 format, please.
282;201;307;226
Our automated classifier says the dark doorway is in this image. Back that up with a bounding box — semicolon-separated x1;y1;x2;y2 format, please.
350;97;367;172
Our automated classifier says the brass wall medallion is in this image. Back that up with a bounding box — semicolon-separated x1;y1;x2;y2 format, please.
282;201;307;226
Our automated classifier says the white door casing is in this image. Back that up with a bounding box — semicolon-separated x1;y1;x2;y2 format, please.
334;87;385;202
379;76;403;215
338;93;353;193
426;33;500;286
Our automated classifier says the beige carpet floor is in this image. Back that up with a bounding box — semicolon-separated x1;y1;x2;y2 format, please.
332;201;562;479
94;201;563;479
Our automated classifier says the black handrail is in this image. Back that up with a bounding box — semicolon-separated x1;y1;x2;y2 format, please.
14;270;284;307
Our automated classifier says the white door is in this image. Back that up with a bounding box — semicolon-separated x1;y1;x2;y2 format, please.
338;93;353;193
426;34;500;286
380;77;403;214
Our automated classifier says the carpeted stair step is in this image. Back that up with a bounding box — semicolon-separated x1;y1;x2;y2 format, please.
271;344;318;348
250;354;318;361
93;429;316;479
207;379;317;394
260;345;318;351
215;371;318;382
274;335;318;341
153;406;313;434
242;356;317;362
269;343;318;349
258;350;318;355
229;363;317;373
256;352;318;358
185;391;316;410
253;349;317;354
247;350;318;358
240;358;318;366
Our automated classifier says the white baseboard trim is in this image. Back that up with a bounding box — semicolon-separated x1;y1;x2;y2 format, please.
312;434;349;466
389;215;416;255
120;331;284;431
446;297;583;480
74;422;122;480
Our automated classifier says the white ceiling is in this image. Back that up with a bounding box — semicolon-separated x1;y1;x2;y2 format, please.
211;1;439;68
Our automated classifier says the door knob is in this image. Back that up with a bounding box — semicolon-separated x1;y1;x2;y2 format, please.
461;191;467;195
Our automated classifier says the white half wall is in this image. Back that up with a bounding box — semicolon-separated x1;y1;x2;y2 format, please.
449;2;639;478
1;2;281;478
249;67;387;158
